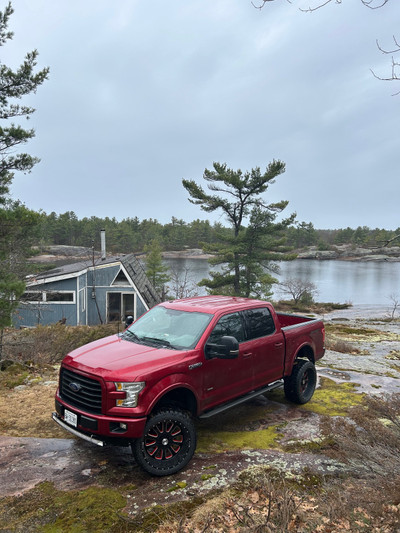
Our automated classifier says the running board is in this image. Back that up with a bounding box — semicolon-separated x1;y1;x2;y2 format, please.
199;380;284;419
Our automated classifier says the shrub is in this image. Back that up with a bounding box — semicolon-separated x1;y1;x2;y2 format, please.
1;323;119;364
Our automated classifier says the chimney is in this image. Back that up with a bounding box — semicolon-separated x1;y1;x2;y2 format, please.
100;229;106;260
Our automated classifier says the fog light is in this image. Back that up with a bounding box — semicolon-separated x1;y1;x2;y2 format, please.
120;423;127;430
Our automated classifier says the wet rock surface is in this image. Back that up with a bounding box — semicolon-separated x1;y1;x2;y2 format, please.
0;412;348;515
0;311;399;516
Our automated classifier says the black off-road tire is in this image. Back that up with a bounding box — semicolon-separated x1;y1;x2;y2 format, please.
131;408;196;476
284;359;317;404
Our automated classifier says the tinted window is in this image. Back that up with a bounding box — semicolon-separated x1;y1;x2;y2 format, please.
208;312;245;343
244;308;275;339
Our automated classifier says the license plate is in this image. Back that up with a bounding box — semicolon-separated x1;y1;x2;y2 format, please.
64;409;78;427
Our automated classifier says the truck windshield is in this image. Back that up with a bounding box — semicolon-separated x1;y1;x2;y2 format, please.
126;306;213;350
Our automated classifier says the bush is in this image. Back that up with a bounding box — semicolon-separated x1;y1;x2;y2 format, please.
1;323;120;364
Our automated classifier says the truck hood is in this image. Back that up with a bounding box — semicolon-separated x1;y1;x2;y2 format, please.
62;334;188;381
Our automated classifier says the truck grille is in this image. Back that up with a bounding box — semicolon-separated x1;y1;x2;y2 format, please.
60;368;103;414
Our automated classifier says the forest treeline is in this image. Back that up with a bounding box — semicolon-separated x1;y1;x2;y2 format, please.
37;211;400;254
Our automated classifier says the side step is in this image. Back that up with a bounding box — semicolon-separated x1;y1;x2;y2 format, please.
199;380;284;419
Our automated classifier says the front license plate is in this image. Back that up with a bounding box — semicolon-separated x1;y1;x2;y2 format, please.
64;409;78;427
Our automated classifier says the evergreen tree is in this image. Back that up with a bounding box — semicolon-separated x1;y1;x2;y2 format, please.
144;239;170;298
183;162;296;298
0;2;49;202
0;2;49;328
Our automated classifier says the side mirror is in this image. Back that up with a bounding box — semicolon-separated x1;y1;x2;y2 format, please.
125;315;134;328
205;336;239;359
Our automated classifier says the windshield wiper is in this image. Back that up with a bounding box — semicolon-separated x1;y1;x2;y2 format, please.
141;336;176;349
121;330;142;343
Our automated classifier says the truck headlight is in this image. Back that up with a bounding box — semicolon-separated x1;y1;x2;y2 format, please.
114;382;145;407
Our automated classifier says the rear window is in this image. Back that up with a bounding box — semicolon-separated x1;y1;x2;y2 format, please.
243;308;275;339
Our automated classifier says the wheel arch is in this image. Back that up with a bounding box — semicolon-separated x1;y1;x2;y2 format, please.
295;343;315;364
150;386;198;416
285;343;315;377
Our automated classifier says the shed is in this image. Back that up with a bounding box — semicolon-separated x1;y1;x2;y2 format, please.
13;254;161;327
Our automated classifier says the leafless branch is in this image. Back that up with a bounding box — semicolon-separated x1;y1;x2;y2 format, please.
376;35;400;55
254;0;389;12
376;233;400;247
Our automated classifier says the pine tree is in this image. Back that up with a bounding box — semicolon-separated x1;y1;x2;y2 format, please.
183;162;296;298
0;2;48;328
144;239;170;299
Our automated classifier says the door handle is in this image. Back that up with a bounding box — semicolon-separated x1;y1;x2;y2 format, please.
274;342;283;347
243;352;252;358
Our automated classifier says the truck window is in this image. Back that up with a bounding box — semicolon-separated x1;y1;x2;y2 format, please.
208;312;246;344
128;306;213;349
244;308;275;339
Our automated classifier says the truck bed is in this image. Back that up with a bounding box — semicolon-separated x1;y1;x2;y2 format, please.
276;312;318;329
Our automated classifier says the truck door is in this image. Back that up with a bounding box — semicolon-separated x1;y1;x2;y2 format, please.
202;311;254;410
242;307;285;389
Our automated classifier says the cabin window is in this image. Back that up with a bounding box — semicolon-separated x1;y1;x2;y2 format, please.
111;269;130;286
22;291;43;302
21;291;75;304
45;291;74;303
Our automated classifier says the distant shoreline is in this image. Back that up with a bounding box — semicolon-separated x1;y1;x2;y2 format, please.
31;244;400;264
161;245;400;263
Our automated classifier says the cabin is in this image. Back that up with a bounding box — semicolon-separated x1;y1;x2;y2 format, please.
13;254;161;327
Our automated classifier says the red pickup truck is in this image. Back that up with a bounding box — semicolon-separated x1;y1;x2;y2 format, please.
53;295;325;476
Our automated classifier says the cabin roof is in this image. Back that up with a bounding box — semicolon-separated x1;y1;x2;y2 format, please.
26;253;161;309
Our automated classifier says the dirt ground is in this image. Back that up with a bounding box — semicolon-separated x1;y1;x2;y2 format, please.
0;313;400;531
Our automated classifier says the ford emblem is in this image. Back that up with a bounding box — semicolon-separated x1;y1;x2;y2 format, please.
69;382;81;392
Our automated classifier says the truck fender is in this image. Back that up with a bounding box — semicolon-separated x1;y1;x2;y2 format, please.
285;343;315;376
144;374;200;416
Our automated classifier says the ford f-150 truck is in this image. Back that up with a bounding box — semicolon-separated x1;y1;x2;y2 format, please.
53;295;325;476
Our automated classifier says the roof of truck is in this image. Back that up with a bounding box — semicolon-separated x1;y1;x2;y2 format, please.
161;295;270;314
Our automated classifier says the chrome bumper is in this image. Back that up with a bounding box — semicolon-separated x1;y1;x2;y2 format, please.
52;412;105;447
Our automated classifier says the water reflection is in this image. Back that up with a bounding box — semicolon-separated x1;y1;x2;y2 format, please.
163;258;400;306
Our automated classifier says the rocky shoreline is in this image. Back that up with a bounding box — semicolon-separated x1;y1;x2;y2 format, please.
296;243;400;262
163;244;400;262
31;243;400;264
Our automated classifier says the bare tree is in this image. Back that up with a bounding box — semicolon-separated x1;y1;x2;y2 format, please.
167;266;199;300
371;36;400;95
253;0;398;92
377;233;400;247
387;293;399;319
279;277;318;304
253;0;389;11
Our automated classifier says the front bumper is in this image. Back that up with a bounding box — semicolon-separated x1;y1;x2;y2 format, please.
52;412;106;446
53;399;147;443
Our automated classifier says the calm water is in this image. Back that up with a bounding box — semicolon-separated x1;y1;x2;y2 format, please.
164;258;400;307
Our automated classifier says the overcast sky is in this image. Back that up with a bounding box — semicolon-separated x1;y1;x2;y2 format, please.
4;0;400;230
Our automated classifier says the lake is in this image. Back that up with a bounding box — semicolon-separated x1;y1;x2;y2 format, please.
163;258;400;308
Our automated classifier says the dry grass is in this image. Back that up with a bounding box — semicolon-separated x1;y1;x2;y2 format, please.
1;323;119;364
151;394;400;533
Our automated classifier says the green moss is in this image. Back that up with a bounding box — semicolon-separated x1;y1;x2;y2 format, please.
386;350;400;360
196;424;282;453
325;324;400;342
129;497;207;532
302;378;364;416
0;482;127;532
236;464;325;494
0;362;29;388
166;481;187;492
267;377;363;417
201;474;215;481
